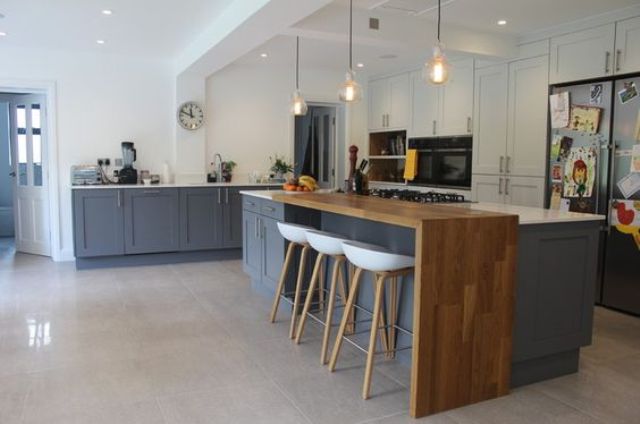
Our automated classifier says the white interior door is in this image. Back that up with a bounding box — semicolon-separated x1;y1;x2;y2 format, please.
9;94;51;256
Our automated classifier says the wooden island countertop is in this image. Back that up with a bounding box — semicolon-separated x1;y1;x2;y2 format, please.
268;192;519;418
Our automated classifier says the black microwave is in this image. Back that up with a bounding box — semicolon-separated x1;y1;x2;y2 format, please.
407;136;472;189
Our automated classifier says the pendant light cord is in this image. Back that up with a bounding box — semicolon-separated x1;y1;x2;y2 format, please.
295;36;300;90
349;0;353;72
437;0;441;42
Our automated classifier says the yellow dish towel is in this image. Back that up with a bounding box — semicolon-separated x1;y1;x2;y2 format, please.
404;149;418;181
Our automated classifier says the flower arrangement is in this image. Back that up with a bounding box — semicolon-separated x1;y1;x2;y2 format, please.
269;155;294;176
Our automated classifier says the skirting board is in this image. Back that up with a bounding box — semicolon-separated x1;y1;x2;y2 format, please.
76;248;242;270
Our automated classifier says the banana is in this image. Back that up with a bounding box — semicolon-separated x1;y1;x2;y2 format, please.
298;175;318;191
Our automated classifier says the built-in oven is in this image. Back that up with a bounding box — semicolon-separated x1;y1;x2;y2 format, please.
407;136;472;189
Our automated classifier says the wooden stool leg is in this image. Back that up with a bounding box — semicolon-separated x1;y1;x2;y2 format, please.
387;277;398;359
328;267;364;372
363;275;386;400
376;277;389;359
270;242;296;323
289;245;310;339
346;263;356;334
321;256;345;365
318;258;325;314
295;253;325;344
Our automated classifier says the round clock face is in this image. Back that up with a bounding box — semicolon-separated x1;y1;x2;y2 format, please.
178;102;204;130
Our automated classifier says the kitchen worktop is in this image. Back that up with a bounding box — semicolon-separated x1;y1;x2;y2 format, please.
241;191;606;226
71;182;278;189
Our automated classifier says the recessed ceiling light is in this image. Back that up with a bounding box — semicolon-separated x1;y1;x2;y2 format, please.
356;63;364;68
497;20;507;26
101;9;113;16
96;39;105;45
0;31;6;37
260;53;268;58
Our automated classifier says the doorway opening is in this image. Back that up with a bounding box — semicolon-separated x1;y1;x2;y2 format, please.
0;92;51;258
294;103;343;189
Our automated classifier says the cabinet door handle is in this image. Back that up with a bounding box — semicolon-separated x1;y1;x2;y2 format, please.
382;114;385;128
432;120;437;135
505;156;511;174
117;190;121;208
498;177;504;195
616;49;622;72
255;216;259;239
245;201;255;207
262;206;276;212
505;178;510;196
499;156;504;173
467;117;472;133
605;51;611;74
225;188;229;204
218;189;221;204
143;190;160;194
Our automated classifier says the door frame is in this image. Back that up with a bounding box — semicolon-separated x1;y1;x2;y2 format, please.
0;79;60;261
289;100;346;189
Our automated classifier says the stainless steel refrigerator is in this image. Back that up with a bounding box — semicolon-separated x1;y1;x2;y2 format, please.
549;75;640;316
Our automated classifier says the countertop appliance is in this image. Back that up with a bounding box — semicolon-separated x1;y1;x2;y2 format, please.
548;76;640;315
407;136;472;189
369;188;469;203
118;142;138;185
71;165;102;185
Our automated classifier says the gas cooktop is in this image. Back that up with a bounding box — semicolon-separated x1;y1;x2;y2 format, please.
368;189;469;204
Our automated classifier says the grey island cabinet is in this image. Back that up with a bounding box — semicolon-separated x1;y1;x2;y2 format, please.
241;190;605;419
72;184;278;269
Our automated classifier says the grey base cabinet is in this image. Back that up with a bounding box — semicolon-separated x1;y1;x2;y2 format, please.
73;189;124;257
124;189;180;254
180;188;222;251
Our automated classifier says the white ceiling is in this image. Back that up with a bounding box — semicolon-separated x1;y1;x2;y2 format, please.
0;0;235;57
355;0;640;35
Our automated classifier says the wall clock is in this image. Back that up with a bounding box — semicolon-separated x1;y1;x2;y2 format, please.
177;101;204;130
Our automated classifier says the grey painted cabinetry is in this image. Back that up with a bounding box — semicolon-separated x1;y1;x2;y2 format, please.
73;189;124;257
73;186;276;260
124;188;180;254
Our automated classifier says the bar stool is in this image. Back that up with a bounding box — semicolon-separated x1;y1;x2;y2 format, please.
294;230;350;364
270;222;315;339
329;240;414;400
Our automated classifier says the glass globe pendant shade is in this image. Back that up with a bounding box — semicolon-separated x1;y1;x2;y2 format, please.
423;43;450;85
291;90;308;116
338;71;362;103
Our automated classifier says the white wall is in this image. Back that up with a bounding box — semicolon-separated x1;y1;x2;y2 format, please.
0;101;13;237
0;46;175;260
205;63;368;182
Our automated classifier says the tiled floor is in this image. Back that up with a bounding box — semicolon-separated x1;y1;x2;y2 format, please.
1;239;640;423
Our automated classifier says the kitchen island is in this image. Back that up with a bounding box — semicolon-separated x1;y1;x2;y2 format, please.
241;191;604;418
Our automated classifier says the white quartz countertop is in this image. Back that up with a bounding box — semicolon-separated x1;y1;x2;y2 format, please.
72;182;279;189
241;191;606;225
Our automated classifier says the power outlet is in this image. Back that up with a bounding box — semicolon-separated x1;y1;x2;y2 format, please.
97;158;110;166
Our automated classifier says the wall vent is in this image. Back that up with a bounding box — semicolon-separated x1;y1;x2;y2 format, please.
369;17;380;30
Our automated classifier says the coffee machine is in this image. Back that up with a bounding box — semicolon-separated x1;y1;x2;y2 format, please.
118;142;138;184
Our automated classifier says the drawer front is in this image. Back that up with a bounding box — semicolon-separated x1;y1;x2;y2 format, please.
259;200;284;220
242;196;261;213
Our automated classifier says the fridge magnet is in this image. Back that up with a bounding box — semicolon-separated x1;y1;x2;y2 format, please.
551;163;563;181
550;183;563;210
631;144;640;173
549;92;570;128
611;200;640;250
563;147;597;198
559;198;571;212
569;105;601;134
570;197;595;214
550;135;562;160
590;84;603;105
558;137;574;161
618;81;639;104
617;172;640;198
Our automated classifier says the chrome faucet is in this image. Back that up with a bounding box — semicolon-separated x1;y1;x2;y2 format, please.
213;153;223;182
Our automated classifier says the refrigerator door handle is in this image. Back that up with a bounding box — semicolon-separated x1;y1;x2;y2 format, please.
607;141;619;234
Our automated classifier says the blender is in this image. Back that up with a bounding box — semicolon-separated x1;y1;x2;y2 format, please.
118;142;138;184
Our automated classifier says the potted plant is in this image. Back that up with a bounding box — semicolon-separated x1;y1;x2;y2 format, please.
221;160;237;182
269;155;293;180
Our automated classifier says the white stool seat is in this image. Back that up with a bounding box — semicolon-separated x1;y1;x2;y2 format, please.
277;222;314;244
342;241;414;272
306;230;350;256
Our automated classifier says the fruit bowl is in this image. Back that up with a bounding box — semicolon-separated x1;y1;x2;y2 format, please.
282;175;319;192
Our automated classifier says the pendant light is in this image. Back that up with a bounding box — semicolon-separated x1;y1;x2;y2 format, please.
423;0;450;85
291;36;308;116
338;0;362;103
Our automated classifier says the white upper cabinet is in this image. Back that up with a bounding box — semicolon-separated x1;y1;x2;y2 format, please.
409;70;439;137
368;73;410;132
473;64;508;175
506;55;549;177
615;16;640;75
438;59;474;136
550;24;616;84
